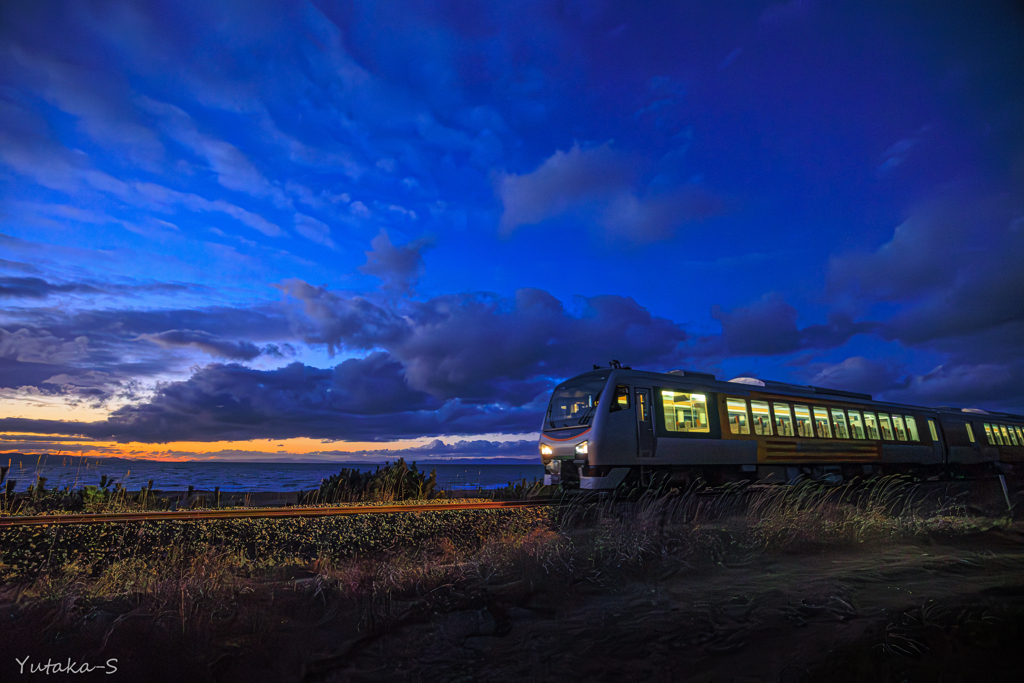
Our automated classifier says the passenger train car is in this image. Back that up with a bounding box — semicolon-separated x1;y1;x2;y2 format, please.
539;364;1024;490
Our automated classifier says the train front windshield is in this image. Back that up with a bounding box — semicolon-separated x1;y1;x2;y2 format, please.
545;374;608;429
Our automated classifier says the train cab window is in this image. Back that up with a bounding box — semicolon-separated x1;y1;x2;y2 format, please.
1002;425;1016;446
879;414;895;440
773;402;795;436
965;422;975;443
905;416;920;441
610;385;630;412
892;415;908;441
848;410;866;439
726;399;750;435
751;400;773;435
864;412;880;440
661;391;710;433
928;419;940;442
830;408;850;439
813;407;832;438
793;405;813;437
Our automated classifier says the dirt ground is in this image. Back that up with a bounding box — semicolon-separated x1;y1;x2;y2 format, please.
5;525;1024;682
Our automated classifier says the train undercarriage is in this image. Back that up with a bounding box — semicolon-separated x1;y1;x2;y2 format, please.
547;460;1021;493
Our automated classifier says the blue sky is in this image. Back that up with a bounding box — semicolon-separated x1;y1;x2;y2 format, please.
1;0;1022;461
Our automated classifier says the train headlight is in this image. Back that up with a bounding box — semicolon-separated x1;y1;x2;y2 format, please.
575;440;588;456
540;444;553;456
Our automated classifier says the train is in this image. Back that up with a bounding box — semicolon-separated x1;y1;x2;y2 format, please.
538;363;1024;490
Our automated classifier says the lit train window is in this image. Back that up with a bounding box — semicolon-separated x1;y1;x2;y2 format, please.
965;423;975;443
848;411;866;439
726;399;750;435
1017;427;1024;445
892;415;908;441
831;408;850;438
928;419;939;442
1006;426;1019;446
905;416;920;441
793;405;813;437
661;391;710;433
611;385;630;411
864;413;880;440
813;407;832;438
990;424;1004;445
1002;425;1016;446
879;414;894;440
773;402;794;436
984;424;996;445
751;400;773;435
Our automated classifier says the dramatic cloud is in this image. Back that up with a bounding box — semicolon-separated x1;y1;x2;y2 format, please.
282;282;689;404
0;354;543;443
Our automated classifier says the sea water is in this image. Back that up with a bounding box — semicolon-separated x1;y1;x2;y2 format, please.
0;456;545;493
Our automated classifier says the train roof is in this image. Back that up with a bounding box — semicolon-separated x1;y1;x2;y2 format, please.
579;366;1024;421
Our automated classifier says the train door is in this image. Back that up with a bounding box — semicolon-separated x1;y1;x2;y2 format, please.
635;388;656;458
927;417;947;466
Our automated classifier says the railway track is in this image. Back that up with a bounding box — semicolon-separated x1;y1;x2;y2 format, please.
0;499;554;528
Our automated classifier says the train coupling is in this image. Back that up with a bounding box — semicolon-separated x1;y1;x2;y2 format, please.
543;459;582;488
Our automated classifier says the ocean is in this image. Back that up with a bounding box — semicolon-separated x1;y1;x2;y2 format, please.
0;456;545;493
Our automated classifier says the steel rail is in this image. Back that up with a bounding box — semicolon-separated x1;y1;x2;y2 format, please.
0;499;554;528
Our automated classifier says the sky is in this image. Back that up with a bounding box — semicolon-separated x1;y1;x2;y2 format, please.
1;0;1022;462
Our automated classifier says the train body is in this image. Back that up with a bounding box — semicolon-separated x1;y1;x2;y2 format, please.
538;367;1024;489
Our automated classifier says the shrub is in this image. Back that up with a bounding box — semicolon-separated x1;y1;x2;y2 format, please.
302;458;446;504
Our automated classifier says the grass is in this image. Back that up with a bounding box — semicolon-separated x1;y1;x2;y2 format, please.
0;475;1014;679
0;457;558;516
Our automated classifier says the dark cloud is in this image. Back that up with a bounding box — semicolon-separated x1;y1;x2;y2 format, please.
0;276;199;300
823;191;1024;410
139;329;263;361
278;280;411;354
61;306;292;341
0;302;296;402
884;360;1024;411
0;277;101;298
828;194;1017;303
358;229;434;294
497;141;721;243
0;259;40;274
711;293;800;355
282;282;689;404
707;293;878;357
803;356;909;398
497;142;634;232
